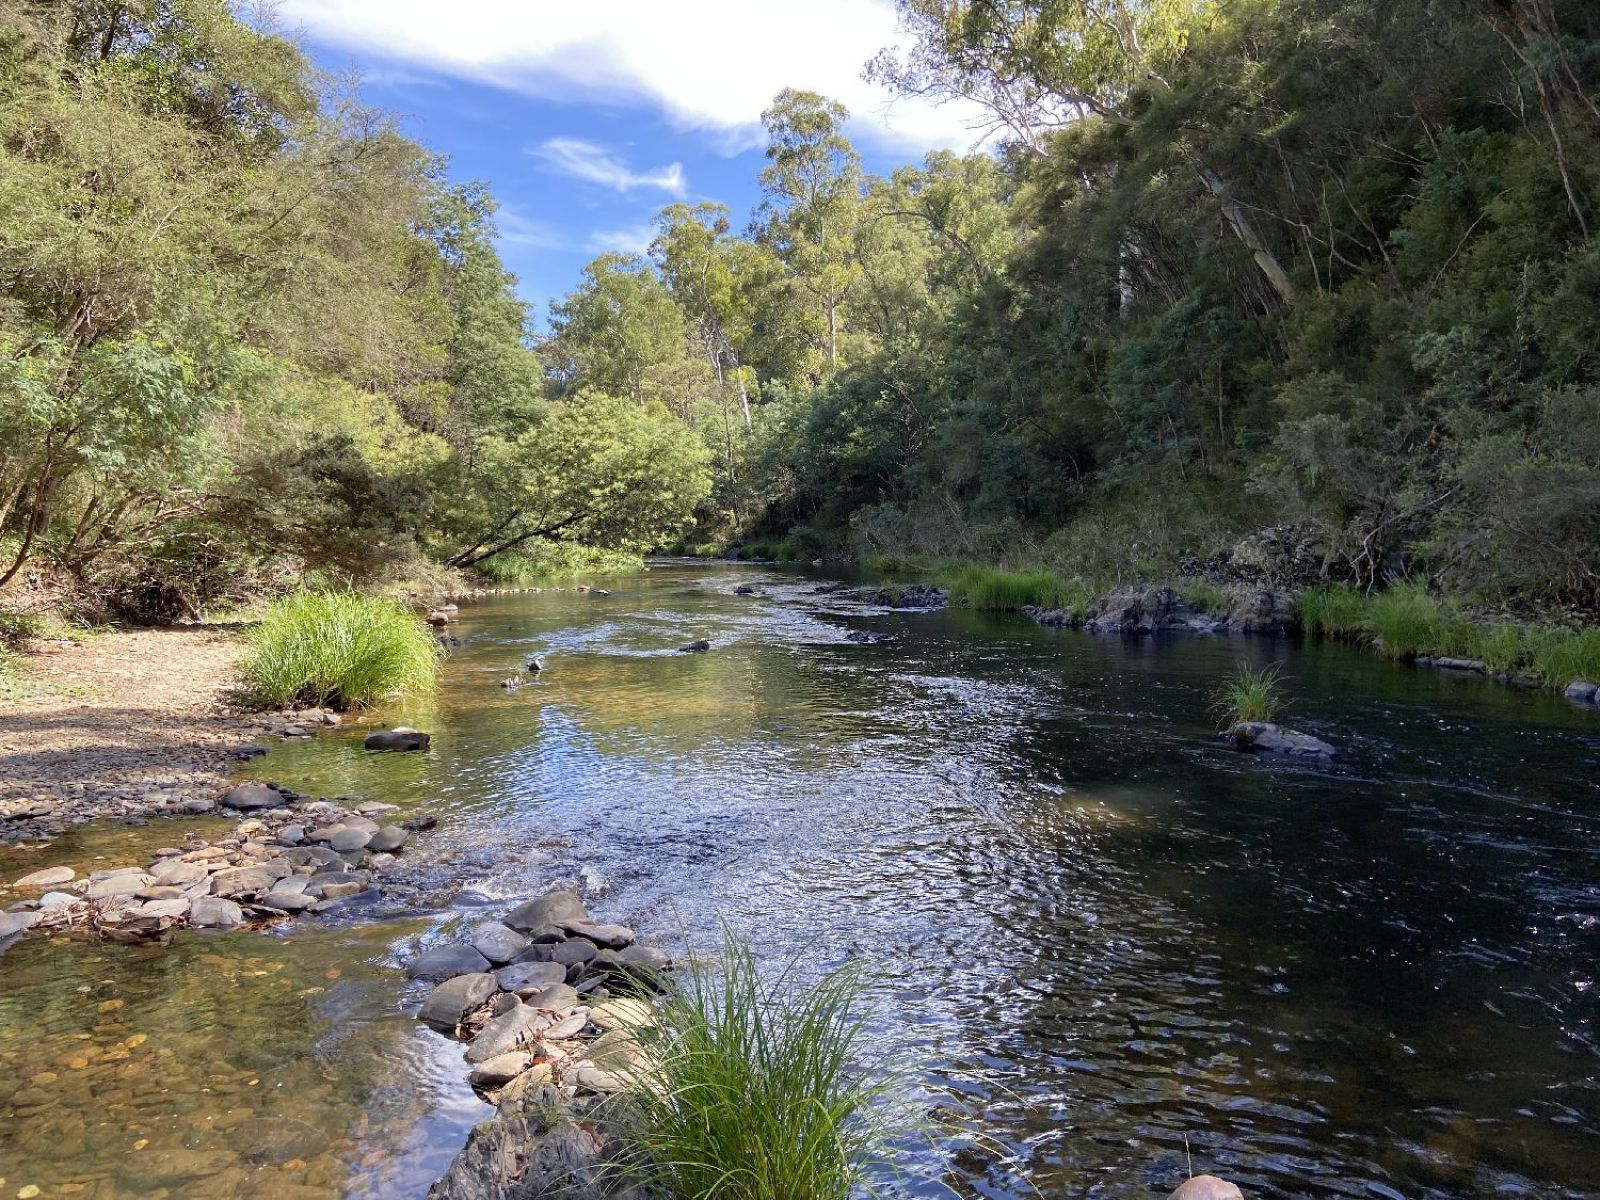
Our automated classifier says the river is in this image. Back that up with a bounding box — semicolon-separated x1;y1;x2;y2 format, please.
2;563;1598;1198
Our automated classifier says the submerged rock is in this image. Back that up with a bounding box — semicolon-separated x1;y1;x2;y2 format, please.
677;639;712;653
408;944;493;982
1227;721;1336;759
189;896;244;929
364;728;431;752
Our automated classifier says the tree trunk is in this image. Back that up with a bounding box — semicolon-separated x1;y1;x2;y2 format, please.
1199;166;1297;306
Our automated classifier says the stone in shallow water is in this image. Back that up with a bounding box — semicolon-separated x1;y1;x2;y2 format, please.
1227;721;1336;759
472;921;529;965
232;1116;330;1165
88;872;154;900
420;972;498;1032
561;920;635;949
367;825;408;852
364;728;430;752
495;961;567;997
150;858;208;887
328;826;372;852
190;896;244;929
0;910;42;939
1169;1177;1244;1200
220;783;281;811
503;889;589;932
11;865;74;890
407;944;492;982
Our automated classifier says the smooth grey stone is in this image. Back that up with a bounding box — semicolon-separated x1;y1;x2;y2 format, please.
329;826;372;852
561;920;634;949
261;890;317;912
419;972;497;1031
1169;1177;1244;1200
407;944;492;982
190;897;244;928
151;858;208;887
472;922;529;965
549;938;598;966
503;890;589;933
210;863;291;897
1566;680;1598;705
1227;721;1336;759
494;961;567;997
523;982;580;1012
0;911;42;938
367;825;408;852
465;1003;552;1063
221;783;282;811
364;728;430;752
468;1051;531;1088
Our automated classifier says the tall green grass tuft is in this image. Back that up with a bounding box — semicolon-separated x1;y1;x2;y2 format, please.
1526;627;1600;687
1364;582;1472;659
941;565;1092;615
616;930;926;1200
242;592;440;710
1211;662;1285;726
1296;585;1370;641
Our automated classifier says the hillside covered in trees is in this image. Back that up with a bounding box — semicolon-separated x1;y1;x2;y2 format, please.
4;0;1600;618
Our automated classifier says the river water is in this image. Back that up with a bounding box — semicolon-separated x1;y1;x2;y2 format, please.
2;563;1598;1199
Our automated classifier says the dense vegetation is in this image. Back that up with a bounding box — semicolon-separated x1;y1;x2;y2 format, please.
241;592;440;709
0;0;710;619
4;0;1600;626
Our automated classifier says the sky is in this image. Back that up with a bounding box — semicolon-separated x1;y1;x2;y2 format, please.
273;0;990;323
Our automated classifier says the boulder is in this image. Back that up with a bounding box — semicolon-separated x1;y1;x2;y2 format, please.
1227;722;1336;759
677;639;712;653
523;982;581;1012
494;961;568;998
12;865;75;890
549;938;598;967
504;890;589;932
88;872;155;900
561;920;635;949
221;783;282;811
1169;1177;1244;1200
190;896;244;929
419;972;498;1032
407;944;493;982
1565;680;1598;706
472;921;530;965
588;997;654;1031
328;826;373;852
465;1003;552;1063
210;863;291;898
0;910;42;939
469;1051;532;1089
151;858;209;887
364;728;431;752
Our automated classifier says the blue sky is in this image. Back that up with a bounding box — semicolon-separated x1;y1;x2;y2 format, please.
275;0;990;324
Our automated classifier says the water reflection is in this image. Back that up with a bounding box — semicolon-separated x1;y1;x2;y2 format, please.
4;564;1598;1198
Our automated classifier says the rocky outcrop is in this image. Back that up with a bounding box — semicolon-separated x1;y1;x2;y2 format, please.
860;584;948;609
1023;584;1299;637
1226;721;1336;759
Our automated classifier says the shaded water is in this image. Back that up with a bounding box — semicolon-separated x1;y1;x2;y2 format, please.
4;563;1599;1198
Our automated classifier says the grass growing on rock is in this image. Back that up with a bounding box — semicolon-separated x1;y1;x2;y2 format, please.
616;930;926;1200
242;592;440;710
1212;663;1285;726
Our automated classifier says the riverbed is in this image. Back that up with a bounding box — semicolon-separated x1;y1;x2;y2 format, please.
3;563;1598;1198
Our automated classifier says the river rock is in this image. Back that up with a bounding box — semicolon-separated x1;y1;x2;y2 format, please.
210;862;291;897
88;871;155;900
523;982;580;1012
150;858;209;887
495;961;567;997
220;783;282;811
618;944;672;974
190;896;244;929
12;865;75;890
233;1117;329;1165
733;585;756;595
420;972;498;1032
318;880;364;900
1169;1177;1244;1200
0;910;42;939
677;639;712;653
1227;721;1336;759
549;937;598;967
365;728;431;752
527;657;546;673
505;890;589;932
469;1051;532;1088
560;920;634;949
471;921;529;964
427;1110;624;1200
465;1003;552;1063
328;826;373;852
408;944;493;982
588;997;654;1031
261;890;318;912
367;825;408;852
1565;680;1598;705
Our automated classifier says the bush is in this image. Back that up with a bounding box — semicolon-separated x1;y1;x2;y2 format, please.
616;930;923;1200
469;541;640;584
242;592;440;710
1211;662;1285;725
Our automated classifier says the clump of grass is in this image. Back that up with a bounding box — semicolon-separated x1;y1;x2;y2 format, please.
242;592;440;710
1526;626;1600;687
1176;579;1228;613
937;564;1095;616
1296;585;1370;641
1364;582;1472;660
615;930;926;1200
1211;662;1285;726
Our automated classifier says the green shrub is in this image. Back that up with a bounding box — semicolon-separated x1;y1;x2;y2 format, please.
470;540;639;584
1211;662;1285;725
1176;579;1228;612
939;564;1093;615
0;609;43;650
1364;582;1471;660
1296;585;1370;641
1461;622;1532;674
242;592;440;710
1527;627;1600;687
616;930;924;1200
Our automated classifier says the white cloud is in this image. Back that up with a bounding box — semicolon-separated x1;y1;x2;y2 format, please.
276;0;991;155
585;224;658;255
494;205;570;251
532;139;686;196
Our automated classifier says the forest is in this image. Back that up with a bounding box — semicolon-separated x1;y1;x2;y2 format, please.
4;0;1600;619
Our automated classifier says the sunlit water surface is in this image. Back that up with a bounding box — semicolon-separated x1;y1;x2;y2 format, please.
3;564;1598;1198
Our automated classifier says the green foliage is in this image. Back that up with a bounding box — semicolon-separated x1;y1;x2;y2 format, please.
1177;579;1227;613
0;609;43;649
940;565;1092;614
1364;584;1472;661
615;929;924;1200
1211;663;1285;726
242;593;440;710
1526;628;1600;688
468;541;640;584
1296;586;1370;642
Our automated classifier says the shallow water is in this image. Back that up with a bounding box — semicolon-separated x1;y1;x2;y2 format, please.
3;563;1599;1198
